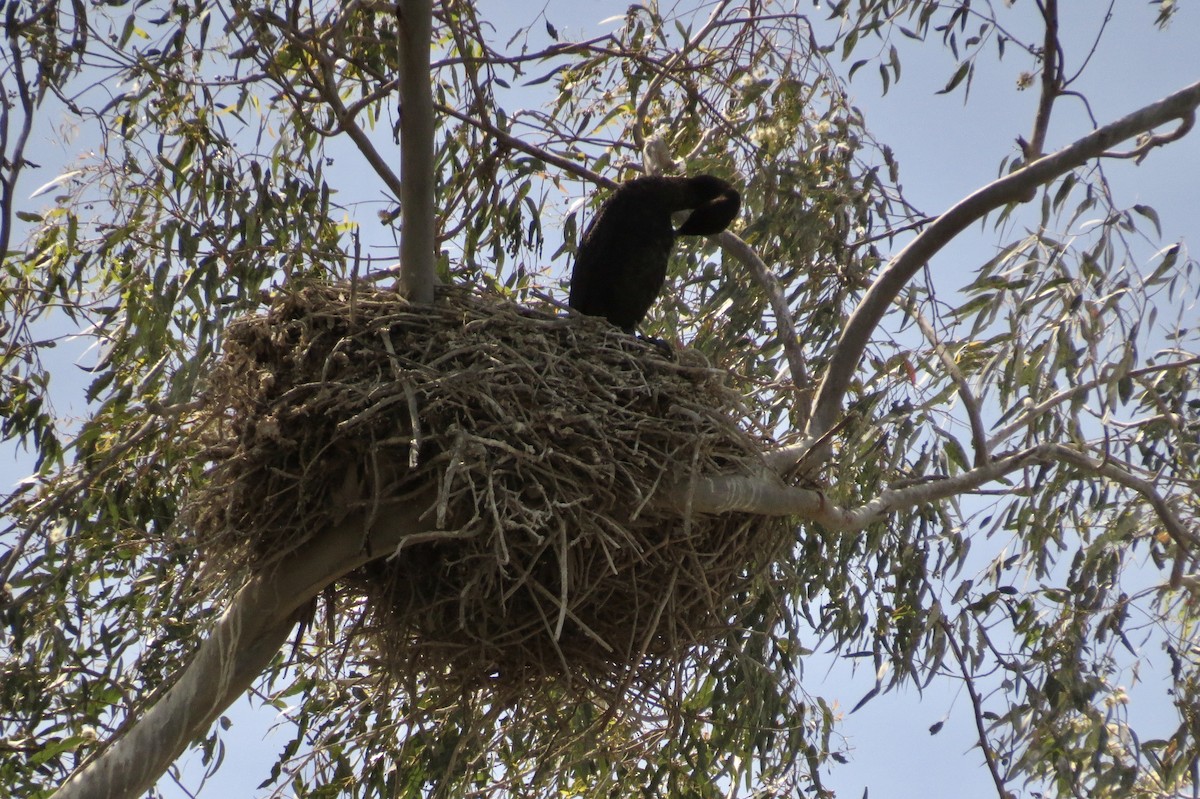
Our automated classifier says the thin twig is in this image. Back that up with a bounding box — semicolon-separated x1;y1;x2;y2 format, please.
942;621;1013;799
907;299;990;465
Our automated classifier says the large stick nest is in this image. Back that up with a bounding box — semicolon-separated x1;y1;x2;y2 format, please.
191;283;790;694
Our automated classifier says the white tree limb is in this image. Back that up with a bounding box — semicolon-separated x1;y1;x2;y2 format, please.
671;444;1195;567
51;498;436;799
668;449;1047;530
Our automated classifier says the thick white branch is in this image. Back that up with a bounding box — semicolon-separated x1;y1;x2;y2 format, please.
52;499;435;799
674;445;1196;562
669;449;1047;530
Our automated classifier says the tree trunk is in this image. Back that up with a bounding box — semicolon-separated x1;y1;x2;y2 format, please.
397;0;437;303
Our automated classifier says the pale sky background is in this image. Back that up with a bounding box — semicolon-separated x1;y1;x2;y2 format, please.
4;2;1199;798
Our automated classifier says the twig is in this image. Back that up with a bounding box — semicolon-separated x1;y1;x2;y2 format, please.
257;12;407;203
942;621;1013;799
848;215;936;248
1040;444;1196;587
907;300;990;465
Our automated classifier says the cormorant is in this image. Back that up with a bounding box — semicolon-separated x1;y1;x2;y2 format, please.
568;174;741;332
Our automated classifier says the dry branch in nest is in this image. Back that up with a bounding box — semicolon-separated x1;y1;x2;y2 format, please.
191;283;790;697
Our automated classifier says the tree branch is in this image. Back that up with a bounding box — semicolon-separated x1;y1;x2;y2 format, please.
248;10;408;211
674;444;1197;574
669;448;1050;530
0;11;38;264
1102;110;1195;163
51;498;437;799
986;355;1200;450
1038;443;1197;587
434;102;611;188
943;620;1013;799
397;0;437;302
631;0;733;150
908;300;990;465
718;230;811;398
1026;0;1061;160
802;79;1200;451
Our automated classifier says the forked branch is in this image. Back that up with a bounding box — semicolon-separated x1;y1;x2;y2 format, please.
679;444;1195;585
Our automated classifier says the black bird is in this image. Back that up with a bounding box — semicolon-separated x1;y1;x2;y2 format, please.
568;174;741;332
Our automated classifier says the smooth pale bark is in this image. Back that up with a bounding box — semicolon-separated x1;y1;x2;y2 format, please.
52;498;435;799
666;444;1194;585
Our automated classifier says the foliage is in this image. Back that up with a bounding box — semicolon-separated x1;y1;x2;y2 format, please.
2;1;1199;798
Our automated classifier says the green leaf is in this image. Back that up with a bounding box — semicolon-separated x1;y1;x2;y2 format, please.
937;61;970;94
1132;203;1162;237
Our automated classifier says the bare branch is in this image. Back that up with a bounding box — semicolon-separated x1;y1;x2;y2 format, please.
51;499;437;799
1026;0;1061;160
943;621;1014;799
987;355;1200;450
1103;111;1196;163
0;13;38;263
679;445;1197;572
803;79;1200;450
397;0;437;303
435;102;611;188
